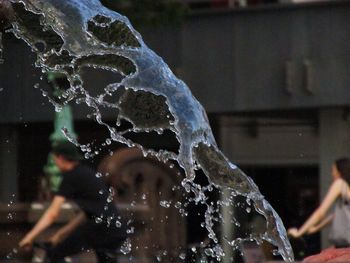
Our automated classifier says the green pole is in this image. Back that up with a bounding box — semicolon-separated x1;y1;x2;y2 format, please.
43;72;78;193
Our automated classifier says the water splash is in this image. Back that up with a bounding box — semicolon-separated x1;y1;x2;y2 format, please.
5;194;17;260
120;238;132;255
0;32;4;64
6;0;293;261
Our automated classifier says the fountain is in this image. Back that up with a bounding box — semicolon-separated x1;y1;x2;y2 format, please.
1;0;294;261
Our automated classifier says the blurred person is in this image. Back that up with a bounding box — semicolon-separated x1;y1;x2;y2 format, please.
19;141;127;263
241;241;266;263
288;158;350;248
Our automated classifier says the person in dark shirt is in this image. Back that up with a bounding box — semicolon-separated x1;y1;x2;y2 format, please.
19;141;127;262
0;0;14;31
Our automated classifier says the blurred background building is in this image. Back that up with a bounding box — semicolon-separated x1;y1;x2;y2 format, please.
1;0;350;261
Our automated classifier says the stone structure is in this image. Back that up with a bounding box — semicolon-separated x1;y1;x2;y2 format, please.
98;147;187;262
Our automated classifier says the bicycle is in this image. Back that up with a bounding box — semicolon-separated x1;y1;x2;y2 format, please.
31;241;55;263
31;241;119;263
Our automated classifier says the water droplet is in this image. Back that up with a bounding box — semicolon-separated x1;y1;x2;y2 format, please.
204;248;213;257
95;217;103;224
181;182;191;193
120;239;132;255
116;220;122;228
160;200;171;208
179;253;186;260
107;195;113;203
246;198;251;206
179;208;188;217
7;213;13;220
0;32;3;64
127;227;135;234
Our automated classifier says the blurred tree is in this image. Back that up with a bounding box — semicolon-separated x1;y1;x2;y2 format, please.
100;0;188;28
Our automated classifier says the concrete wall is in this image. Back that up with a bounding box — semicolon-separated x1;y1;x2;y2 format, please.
219;115;318;165
181;2;350;112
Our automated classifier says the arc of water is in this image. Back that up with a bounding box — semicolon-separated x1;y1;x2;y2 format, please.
5;0;293;261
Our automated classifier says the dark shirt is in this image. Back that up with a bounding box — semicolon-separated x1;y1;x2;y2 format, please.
57;164;120;222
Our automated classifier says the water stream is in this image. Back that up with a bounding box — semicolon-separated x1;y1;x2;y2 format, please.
3;0;294;261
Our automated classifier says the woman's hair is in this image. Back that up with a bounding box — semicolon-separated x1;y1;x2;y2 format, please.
335;158;350;185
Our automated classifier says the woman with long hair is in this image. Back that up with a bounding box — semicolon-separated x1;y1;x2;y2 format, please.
288;158;350;248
